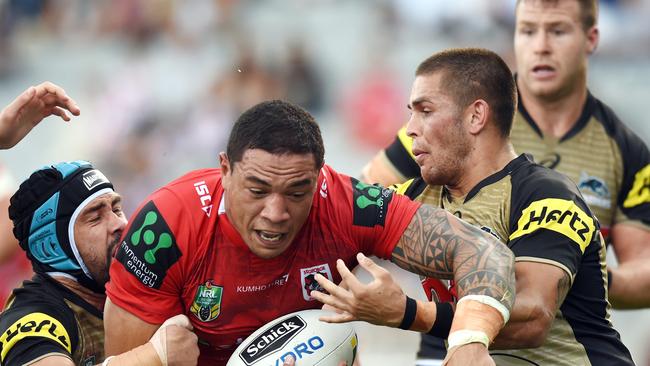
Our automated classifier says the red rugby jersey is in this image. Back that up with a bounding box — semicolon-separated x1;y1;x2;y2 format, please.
106;164;420;365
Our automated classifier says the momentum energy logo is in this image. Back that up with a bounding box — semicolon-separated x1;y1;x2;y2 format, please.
510;198;595;253
350;177;394;227
116;201;182;288
239;315;307;365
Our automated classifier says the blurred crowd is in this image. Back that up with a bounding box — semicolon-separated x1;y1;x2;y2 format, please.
1;1;649;213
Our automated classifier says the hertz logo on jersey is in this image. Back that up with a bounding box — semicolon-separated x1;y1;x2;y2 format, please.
0;312;72;362
623;164;650;208
510;198;595;253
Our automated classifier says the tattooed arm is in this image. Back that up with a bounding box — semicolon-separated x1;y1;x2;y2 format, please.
312;204;514;330
312;204;514;364
391;204;571;349
390;204;515;311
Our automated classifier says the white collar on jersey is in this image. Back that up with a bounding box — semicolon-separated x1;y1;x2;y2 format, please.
218;192;226;215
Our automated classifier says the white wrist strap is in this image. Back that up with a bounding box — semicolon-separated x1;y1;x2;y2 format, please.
457;294;510;324
102;356;115;366
447;330;490;349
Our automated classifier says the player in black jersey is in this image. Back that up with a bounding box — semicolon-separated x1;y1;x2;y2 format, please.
0;161;198;366
312;48;633;366
363;0;650;310
361;1;650;363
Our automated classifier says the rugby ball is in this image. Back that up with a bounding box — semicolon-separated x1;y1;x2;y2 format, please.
226;309;358;366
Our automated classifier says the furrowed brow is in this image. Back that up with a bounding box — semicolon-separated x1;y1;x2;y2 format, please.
288;178;313;188
245;176;271;187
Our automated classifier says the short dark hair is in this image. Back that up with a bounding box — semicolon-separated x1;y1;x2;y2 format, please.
226;100;325;169
415;48;517;138
516;0;598;30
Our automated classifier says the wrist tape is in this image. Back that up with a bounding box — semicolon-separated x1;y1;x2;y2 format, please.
447;329;490;349
457;295;510;324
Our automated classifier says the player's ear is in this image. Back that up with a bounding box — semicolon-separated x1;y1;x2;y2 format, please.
220;152;233;190
466;99;489;135
586;26;599;55
219;152;231;176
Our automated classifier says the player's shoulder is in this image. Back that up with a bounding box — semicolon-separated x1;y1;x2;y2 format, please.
0;276;79;359
391;177;428;200
590;93;648;153
510;154;582;199
136;168;222;226
157;168;222;198
2;275;71;313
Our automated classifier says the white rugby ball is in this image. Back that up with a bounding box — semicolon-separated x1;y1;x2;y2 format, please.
226;309;358;366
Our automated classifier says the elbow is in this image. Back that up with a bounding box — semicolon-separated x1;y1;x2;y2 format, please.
519;326;549;348
510;310;554;348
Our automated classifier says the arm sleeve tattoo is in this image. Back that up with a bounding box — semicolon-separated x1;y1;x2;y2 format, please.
391;204;516;311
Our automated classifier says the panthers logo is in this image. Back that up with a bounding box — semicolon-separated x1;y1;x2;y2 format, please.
578;172;610;198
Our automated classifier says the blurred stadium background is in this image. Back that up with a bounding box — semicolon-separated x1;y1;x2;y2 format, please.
1;0;649;364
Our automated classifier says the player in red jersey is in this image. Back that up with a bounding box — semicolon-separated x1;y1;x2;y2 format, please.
104;100;516;366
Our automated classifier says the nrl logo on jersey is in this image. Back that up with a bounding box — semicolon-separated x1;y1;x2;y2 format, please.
190;280;223;322
578;172;611;209
300;264;333;301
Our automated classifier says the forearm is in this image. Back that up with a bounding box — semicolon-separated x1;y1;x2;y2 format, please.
409;299;439;332
100;343;161;366
491;300;549;349
104;299;158;356
609;262;650;308
392;205;516;312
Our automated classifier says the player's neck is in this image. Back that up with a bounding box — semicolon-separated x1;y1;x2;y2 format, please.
519;81;588;139
446;140;517;199
53;275;106;312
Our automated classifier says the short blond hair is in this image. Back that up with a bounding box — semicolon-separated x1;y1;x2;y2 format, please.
516;0;598;30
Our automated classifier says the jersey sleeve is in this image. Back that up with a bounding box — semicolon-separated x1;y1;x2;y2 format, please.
383;126;421;180
106;188;190;324
0;304;78;365
508;169;599;279
613;121;650;228
322;166;421;259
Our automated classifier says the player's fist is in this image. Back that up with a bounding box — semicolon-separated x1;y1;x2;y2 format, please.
443;343;495;366
150;314;199;366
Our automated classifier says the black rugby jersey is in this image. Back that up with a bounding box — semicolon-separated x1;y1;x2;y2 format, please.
0;274;104;366
395;154;633;365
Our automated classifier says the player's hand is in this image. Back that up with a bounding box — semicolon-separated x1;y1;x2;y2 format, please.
0;82;80;149
443;343;495;366
282;355;348;366
310;252;406;327
149;314;199;366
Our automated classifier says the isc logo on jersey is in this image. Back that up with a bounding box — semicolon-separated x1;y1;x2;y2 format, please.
510;198;595;252
0;312;71;362
227;310;357;366
194;181;213;217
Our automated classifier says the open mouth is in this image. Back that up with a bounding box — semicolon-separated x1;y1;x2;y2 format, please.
255;230;286;243
532;65;556;78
